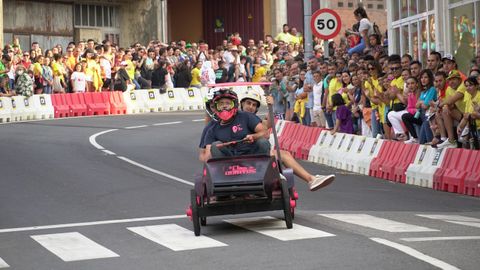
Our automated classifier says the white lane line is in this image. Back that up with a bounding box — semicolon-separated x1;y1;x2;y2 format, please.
0;214;184;234
124;125;148;129
153;121;183;126
88;129;118;150
102;149;116;155
319;214;439;232
225;216;335;241
370;238;461;270
192;119;204;122
128;224;227;251
31;232;119;262
0;257;9;268
401;236;480;242
117;156;194;186
417;214;480;228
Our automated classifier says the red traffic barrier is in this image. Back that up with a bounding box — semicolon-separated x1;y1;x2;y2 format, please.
391;143;419;183
433;148;468;192
65;93;87;117
102;91;127;115
464;150;480;197
83;92;110;115
298;127;323;159
51;94;70;118
369;140;397;179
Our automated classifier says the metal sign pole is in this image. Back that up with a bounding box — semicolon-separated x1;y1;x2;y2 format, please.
324;39;329;59
303;0;313;61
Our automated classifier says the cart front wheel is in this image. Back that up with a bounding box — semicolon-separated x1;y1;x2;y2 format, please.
190;189;201;236
281;180;293;229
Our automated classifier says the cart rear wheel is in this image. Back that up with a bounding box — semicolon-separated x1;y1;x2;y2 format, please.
281;180;293;229
190;189;201;236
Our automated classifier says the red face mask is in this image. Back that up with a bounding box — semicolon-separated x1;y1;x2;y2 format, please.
217;108;237;121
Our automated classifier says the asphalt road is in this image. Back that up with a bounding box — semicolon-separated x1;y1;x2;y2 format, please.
0;111;479;270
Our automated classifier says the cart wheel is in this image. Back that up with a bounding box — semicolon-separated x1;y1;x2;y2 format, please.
190;189;201;236
291;207;295;220
281;181;293;229
201;217;207;226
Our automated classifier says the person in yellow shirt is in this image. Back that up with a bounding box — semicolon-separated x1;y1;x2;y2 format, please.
51;54;67;93
384;57;404;140
456;76;480;146
190;60;202;88
364;61;384;138
437;70;466;148
275;24;293;44
252;59;268;82
323;62;342;129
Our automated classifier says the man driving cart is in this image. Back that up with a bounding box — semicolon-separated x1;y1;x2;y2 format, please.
204;89;271;158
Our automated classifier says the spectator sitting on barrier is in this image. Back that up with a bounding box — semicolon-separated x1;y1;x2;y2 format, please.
330;93;354;135
0;76;12;97
113;61;131;92
241;89;335;191
456;76;480;147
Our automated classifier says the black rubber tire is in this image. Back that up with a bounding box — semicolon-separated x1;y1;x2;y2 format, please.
190;189;201;236
281;180;293;229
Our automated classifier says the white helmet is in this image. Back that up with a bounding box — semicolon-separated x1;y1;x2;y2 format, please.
240;89;262;113
205;87;221;121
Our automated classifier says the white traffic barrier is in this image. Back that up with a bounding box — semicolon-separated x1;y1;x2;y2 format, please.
342;136;371;172
308;131;342;165
137;89;165;112
177;88;204;110
163;88;185;111
326;134;356;169
123;91;146;114
10;96;30;121
405;146;447;188
31;94;54;120
0;97;12;123
269;120;287;149
355;138;384;175
308;130;329;162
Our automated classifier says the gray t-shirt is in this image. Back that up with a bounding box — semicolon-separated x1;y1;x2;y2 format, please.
359;18;374;37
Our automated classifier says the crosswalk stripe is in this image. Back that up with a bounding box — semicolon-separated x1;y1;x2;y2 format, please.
127;224;227;251
319;214;439;232
224;216;335;241
416;214;480;228
31;232;119;262
0;257;9;268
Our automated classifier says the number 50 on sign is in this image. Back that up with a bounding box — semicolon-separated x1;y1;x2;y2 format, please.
310;9;342;40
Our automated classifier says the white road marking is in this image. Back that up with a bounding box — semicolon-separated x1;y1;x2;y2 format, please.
401;236;480;242
102;149;116;155
191;119;204;122
417;214;480;228
88;129;118;150
0;257;9;268
319;214;439;232
127;224;227;251
117;156;194;186
0;214;184;234
370;238;461;270
124;125;148;129
225;216;335;241
153;121;183;126
31;232;119;262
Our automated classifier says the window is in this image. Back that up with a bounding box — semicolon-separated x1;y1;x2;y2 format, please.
74;4;119;28
367;4;373;9
377;4;384;10
338;2;344;8
348;2;353;8
450;2;475;73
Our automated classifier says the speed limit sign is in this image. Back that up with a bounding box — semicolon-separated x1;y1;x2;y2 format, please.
310;9;342;40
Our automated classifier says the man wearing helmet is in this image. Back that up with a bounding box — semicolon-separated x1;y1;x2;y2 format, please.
240;89;335;191
204;89;270;158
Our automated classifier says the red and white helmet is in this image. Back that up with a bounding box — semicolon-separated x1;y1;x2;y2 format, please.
212;88;239;122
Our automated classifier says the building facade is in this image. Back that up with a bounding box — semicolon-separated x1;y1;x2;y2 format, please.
387;0;480;73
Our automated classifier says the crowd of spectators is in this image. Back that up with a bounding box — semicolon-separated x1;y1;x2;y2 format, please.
0;6;478;149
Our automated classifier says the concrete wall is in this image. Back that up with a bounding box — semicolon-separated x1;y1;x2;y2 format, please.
119;0;163;47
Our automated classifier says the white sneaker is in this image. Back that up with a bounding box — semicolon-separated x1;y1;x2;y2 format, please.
404;137;417;144
437;139;457;149
309;174;335;191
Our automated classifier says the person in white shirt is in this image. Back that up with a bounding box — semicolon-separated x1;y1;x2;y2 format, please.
347;7;373;56
312;70;326;127
70;63;86;93
99;55;112;90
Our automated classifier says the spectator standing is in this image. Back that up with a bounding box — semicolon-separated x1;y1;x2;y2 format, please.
70;63;86;93
275;24;292;44
113;61;132;92
190;60;202;88
270;68;289;119
13;65;33;97
214;60;228;83
174;60;192;88
41;57;53;94
312;70;326;128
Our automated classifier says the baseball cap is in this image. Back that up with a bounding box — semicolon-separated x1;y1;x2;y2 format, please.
442;53;456;62
185;43;192;48
447;70;461;80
